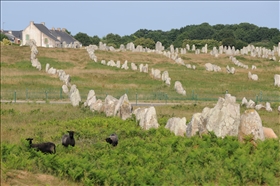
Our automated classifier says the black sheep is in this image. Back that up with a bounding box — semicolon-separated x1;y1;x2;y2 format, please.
26;138;56;154
106;133;118;146
62;131;75;147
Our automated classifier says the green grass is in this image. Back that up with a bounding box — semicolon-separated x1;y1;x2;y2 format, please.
38;57;75;69
1;103;279;185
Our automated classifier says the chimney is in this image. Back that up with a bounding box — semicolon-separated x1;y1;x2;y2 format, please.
57;28;61;31
62;28;66;32
41;22;45;26
52;27;55;31
30;21;34;25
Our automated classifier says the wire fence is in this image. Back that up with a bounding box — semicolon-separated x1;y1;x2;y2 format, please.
1;88;279;104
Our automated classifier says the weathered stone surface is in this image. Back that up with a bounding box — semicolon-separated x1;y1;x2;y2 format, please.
139;64;144;72
151;68;161;79
241;97;248;106
165;117;187;137
263;127;278;139
205;63;220;72
247;99;256;109
46;63;50;72
165;77;171;86
248;71;258;81
69;84;81;107
114;94;132;120
203;94;240;138
239;109;265;141
104;95;118;117
131;63;138;71
274;74;280;87
107;60;116;67
47;67;57;75
265;102;272;112
162;71;169;82
116;60;121;68
121;60;129;70
226;65;235;74
90;99;104;112
255;104;265;110
142;64;148;73
84;90;96;107
186;113;208;137
101;60;106;65
174;81;186;95
62;84;69;94
139;106;159;130
133;107;147;122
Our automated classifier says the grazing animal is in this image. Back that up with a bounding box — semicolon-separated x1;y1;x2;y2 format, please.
26;138;56;154
62;131;75;147
106;133;118;146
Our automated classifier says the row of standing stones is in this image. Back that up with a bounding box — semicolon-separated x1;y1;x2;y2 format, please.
26;40;279;143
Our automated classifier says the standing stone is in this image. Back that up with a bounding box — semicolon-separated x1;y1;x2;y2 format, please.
265;102;272;112
90;99;104;113
274;74;280;87
139;64;143;72
84;90;97;107
170;45;174;54
165;117;187;137
104;95;118;117
162;71;169;82
46;63;50;72
247;99;256;109
186;113;208;137
239;109;265;141
138;106;159;130
114;94;132;120
131;63;138;71
203;94;240;138
62;84;69;94
174;81;186;95
69;85;81;107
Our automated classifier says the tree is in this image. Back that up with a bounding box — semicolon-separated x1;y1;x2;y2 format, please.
133;37;155;49
235;40;248;50
103;33;122;48
91;35;100;45
74;32;91;46
222;38;236;48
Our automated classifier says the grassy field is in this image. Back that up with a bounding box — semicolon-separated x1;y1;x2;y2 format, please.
1;45;280;185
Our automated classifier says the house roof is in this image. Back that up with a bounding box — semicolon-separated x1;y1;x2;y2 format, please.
12;31;23;40
50;29;79;44
3;30;22;40
4;33;15;41
34;23;59;42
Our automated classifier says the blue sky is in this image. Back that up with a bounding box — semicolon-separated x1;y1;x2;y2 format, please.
1;1;279;38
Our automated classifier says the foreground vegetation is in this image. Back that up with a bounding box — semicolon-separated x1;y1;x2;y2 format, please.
1;102;280;185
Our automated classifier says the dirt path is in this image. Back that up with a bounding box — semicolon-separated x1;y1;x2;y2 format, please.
1;170;82;186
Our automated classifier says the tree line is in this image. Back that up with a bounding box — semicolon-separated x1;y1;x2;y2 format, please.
75;22;280;50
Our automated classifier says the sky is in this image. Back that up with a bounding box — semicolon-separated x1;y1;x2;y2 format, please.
1;1;279;38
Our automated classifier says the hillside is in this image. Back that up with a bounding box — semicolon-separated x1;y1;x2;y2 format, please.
1;45;280;185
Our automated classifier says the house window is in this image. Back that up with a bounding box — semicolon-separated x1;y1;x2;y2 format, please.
44;38;48;44
26;34;29;40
